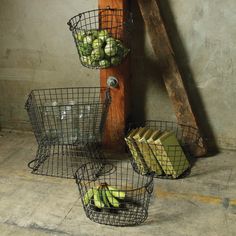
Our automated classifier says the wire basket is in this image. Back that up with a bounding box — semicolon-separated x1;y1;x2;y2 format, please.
126;120;202;179
25;87;110;178
75;159;154;226
67;8;130;69
27;143;103;179
25;87;110;145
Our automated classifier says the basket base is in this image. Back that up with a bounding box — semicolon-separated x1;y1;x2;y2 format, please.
75;159;153;226
130;158;192;180
28;143;102;179
84;204;148;226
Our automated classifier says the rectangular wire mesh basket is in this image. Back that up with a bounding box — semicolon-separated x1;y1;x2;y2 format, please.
25;87;110;145
25;87;110;178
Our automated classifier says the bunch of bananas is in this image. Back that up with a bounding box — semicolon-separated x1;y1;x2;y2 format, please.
83;183;126;209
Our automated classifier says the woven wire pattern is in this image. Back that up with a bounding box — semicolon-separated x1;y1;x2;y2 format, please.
25;87;110;145
28;143;102;179
126;120;201;179
67;8;130;69
25;87;110;178
75;159;153;226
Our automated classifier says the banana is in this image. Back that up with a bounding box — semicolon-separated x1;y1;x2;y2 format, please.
83;184;125;209
93;188;105;209
83;188;94;205
105;188;120;208
101;189;110;207
107;186;126;200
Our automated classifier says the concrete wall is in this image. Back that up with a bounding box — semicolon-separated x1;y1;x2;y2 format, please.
0;0;235;149
0;0;99;130
131;0;236;150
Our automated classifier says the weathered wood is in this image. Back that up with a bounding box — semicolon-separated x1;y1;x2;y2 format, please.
99;0;130;151
137;0;207;156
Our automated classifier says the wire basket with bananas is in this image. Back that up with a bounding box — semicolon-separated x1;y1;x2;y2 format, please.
75;159;154;226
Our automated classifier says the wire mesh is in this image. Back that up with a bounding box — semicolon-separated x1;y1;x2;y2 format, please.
27;143;103;179
126;120;202;179
25;87;110;145
75;159;154;226
25;87;110;178
67;8;130;69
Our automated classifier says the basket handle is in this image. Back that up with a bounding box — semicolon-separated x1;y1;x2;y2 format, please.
145;181;154;194
27;159;38;169
67;21;73;31
25;93;32;110
67;13;82;31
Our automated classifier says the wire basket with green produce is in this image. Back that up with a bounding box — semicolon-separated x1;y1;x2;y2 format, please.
67;8;130;69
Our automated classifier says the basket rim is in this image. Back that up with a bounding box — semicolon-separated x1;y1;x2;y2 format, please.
128;119;200;132
25;86;110;110
67;7;125;30
36;101;105;107
74;160;154;192
29;86;108;93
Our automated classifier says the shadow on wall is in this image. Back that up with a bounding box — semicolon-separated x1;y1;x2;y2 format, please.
130;0;218;155
129;0;167;123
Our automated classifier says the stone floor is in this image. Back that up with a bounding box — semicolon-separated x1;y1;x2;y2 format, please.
0;130;236;236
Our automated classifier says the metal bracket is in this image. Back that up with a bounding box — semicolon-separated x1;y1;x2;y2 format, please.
107;76;118;88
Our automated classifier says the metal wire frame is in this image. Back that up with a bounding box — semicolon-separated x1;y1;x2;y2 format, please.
75;159;154;226
25;87;110;179
28;142;103;179
67;8;130;69
68;8;125;34
126;120;202;179
25;87;111;146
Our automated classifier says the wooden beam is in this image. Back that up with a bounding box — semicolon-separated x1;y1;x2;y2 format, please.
137;0;207;156
99;0;130;152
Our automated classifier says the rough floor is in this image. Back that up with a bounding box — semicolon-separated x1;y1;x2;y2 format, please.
0;130;235;236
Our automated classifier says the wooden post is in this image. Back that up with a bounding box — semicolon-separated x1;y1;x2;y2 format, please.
99;0;130;152
137;0;207;156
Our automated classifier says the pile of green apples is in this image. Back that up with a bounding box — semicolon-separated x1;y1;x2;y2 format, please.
74;29;130;68
83;182;126;209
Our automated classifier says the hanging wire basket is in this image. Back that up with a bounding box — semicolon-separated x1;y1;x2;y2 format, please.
75;159;154;226
125;120;202;179
67;8;130;69
25;87;110;178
